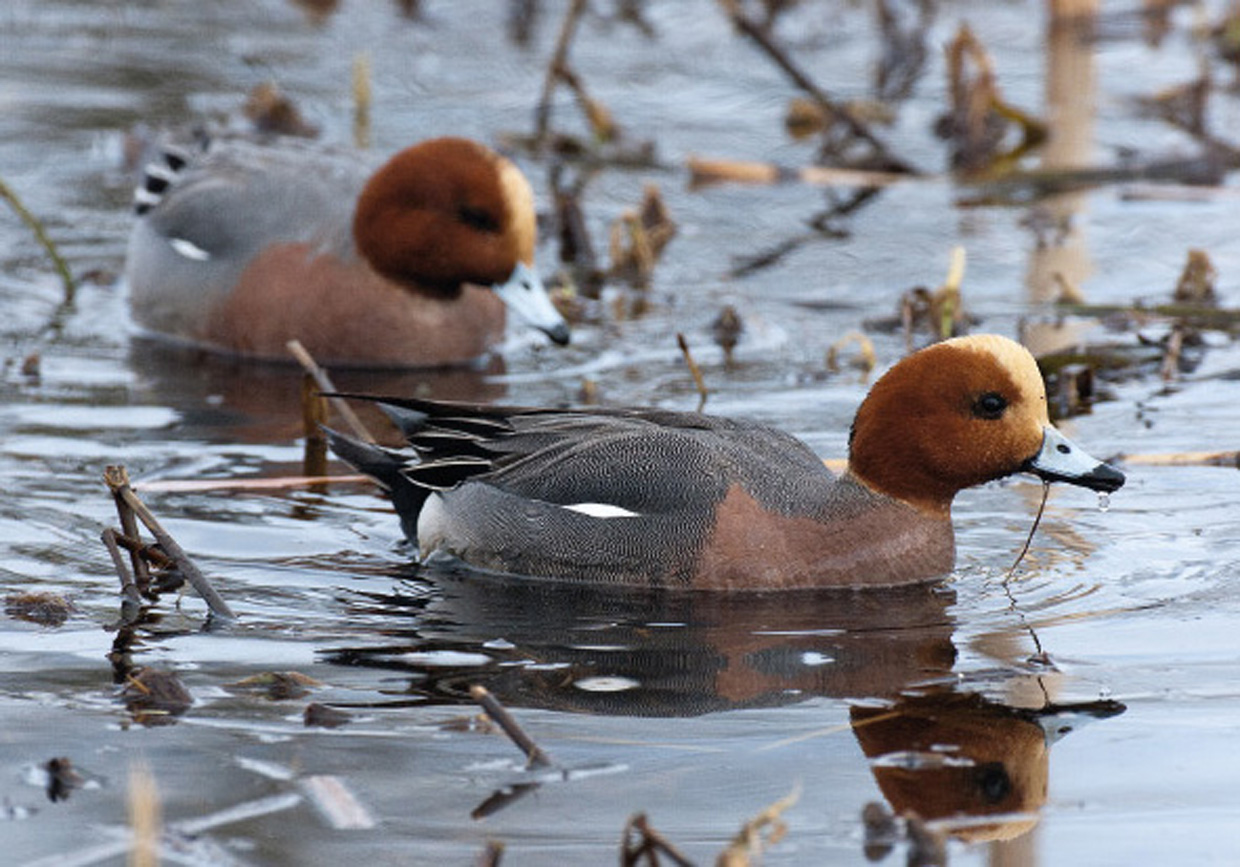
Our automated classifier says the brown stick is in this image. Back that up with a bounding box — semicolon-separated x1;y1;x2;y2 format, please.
688;155;909;189
104;466;236;620
621;812;696;867
109;467;152;594
135;474;371;493
677;333;709;412
0;176;76;301
102;528;144;612
470;685;552;769
534;0;588;147
301;373;329;477
715;0;913;173
286;339;374;443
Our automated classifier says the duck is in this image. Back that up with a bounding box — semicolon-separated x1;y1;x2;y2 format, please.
327;334;1125;589
124;134;570;367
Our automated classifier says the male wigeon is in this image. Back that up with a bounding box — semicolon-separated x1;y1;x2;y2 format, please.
329;334;1124;589
124;134;570;367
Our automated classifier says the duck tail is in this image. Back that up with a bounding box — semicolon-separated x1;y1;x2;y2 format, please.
325;427;430;540
132;136;204;215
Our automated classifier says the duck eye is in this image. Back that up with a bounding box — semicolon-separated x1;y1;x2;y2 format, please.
458;205;500;234
972;391;1008;420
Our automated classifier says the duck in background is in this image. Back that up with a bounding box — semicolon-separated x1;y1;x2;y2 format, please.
329;334;1125;589
124;134;570;367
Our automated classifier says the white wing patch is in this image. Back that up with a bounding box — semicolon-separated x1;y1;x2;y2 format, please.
169;237;212;261
563;502;640;519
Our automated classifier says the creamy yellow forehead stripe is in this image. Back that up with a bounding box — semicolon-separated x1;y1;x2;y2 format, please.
496;157;537;265
941;333;1048;407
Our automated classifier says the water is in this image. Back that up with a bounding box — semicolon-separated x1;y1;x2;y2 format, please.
3;1;1240;864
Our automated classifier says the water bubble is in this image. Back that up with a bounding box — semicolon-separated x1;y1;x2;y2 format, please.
1097;492;1110;513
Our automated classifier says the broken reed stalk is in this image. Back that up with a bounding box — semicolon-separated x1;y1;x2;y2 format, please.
677;333;709;412
109;469;153;594
715;0;913;173
687;155;908;189
534;0;588;147
128;761;162;867
352;52;372;150
101;528;144;613
470;685;553;769
621;813;695;867
286;339;375;443
301;373;330;477
104;465;236;620
0;176;76;302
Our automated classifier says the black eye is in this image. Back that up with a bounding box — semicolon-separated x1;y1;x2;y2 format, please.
458;205;500;233
975;762;1012;804
972;391;1008;420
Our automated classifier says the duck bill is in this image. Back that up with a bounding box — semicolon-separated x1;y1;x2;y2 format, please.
492;261;571;346
1024;426;1125;493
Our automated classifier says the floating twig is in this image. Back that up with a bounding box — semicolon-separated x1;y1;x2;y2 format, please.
717;784;802;867
677;333;709;412
621;813;695;867
128;761;161;867
301;775;376;830
103;465;236;620
0;176;76;301
470;685;553;769
135;474;370;493
687;155;908;189
286;339;375;443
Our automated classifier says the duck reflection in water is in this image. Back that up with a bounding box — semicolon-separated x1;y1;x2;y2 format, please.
328;568;1124;840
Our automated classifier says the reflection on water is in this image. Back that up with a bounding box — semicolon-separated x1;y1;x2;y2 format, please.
126;339;507;444
321;566;1125;843
854;689;1124;845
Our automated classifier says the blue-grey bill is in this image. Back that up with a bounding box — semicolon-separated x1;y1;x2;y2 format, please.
493;261;571;346
1025;426;1125;493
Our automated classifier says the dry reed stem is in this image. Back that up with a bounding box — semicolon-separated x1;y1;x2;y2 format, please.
286;339;375;443
470;685;553;769
104;465;236;620
0;176;76;301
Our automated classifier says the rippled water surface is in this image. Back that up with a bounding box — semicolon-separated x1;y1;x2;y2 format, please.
3;1;1240;864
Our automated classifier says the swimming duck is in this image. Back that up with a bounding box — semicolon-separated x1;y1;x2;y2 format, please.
329;334;1124;589
124;134;570;367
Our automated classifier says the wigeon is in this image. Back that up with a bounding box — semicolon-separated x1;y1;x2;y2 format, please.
328;334;1124;589
124;135;570;367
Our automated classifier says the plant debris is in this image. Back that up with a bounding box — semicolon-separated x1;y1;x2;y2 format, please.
936;23;1046;175
304;702;353;729
44;756;85;803
122;667;193;727
5;591;76;627
229;671;322;701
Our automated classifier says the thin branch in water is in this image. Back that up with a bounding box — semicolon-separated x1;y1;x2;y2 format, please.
534;0;588;148
621;812;696;867
677;333;709;412
0;176;76;302
286;339;375;443
103;465;236;620
470;685;553;769
1005;480;1050;582
1002;480;1051;663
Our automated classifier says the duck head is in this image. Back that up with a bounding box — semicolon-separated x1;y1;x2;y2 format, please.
352;137;570;345
848;334;1124;515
